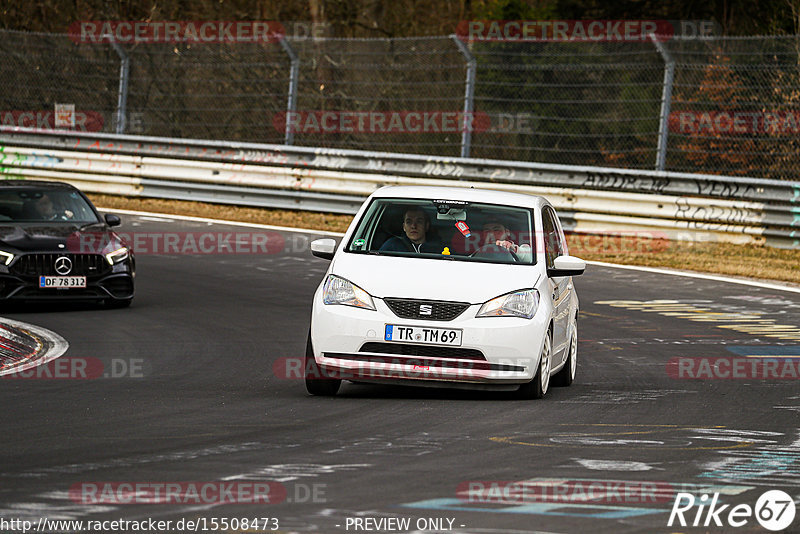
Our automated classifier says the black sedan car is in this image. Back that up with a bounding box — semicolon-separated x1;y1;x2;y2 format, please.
0;181;134;306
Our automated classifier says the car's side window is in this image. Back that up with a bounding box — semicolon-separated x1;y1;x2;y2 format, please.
542;206;565;269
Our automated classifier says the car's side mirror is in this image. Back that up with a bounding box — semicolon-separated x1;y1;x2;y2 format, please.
547;255;586;277
104;214;121;227
311;238;337;260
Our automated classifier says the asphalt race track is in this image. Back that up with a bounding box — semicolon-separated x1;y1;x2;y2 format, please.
1;213;799;534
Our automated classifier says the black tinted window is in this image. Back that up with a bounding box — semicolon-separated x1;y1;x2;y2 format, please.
0;189;99;223
346;198;536;265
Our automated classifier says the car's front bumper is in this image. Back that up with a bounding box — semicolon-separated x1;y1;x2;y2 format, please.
0;255;134;302
0;272;134;301
310;293;549;387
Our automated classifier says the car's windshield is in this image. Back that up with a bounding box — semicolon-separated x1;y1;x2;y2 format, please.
346;198;536;265
0;188;100;224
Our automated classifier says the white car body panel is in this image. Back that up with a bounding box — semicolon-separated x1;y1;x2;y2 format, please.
328;252;541;304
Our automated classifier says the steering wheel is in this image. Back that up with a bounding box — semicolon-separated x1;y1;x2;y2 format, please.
469;243;519;262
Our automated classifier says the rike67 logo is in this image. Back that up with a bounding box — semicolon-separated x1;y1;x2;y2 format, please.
669;490;796;531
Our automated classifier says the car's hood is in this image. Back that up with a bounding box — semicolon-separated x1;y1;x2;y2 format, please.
0;223;112;252
330;252;541;303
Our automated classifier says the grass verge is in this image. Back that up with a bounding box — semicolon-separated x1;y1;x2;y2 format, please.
88;194;800;287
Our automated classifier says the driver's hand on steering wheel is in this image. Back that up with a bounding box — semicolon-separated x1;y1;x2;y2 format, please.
495;239;518;253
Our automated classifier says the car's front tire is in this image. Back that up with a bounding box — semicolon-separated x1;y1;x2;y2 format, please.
515;331;551;399
305;332;341;396
552;318;577;387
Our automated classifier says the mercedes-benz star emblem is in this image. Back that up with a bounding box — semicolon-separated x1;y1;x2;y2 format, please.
54;256;72;275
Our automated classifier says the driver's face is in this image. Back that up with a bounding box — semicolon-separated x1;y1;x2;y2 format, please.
34;195;54;217
483;222;508;242
402;210;428;244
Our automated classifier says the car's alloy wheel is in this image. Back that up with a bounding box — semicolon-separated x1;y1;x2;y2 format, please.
553;319;577;387
304;332;341;396
539;333;551;395
516;332;551;399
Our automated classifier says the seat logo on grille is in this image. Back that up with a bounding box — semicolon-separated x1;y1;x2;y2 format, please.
54;256;72;275
419;304;433;315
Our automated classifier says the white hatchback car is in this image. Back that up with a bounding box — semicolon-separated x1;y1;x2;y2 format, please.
306;186;585;398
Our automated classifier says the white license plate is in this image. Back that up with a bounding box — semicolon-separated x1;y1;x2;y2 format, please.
39;276;86;288
384;324;462;346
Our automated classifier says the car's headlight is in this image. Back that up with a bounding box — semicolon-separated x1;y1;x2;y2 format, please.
477;289;539;319
322;275;375;310
0;250;14;266
105;246;129;265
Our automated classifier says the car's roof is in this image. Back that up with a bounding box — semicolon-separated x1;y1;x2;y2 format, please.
371;185;547;209
0;180;80;191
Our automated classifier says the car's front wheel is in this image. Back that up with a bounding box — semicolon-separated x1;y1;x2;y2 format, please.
553;318;577;387
305;332;341;396
515;331;551;399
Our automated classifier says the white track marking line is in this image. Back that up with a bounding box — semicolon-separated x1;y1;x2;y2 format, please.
587;260;800;295
98;207;343;236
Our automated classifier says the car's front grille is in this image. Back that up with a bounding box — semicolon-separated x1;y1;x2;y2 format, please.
384;298;470;321
360;342;485;360
10;254;110;277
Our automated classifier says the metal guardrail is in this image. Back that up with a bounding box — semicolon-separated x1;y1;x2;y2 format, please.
0;127;798;249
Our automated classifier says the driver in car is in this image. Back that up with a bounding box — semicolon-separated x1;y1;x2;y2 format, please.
380;207;443;253
481;217;532;262
33;193;73;221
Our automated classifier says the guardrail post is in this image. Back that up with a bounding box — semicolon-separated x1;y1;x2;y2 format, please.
451;35;477;159
109;39;130;135
279;38;300;146
651;34;675;172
